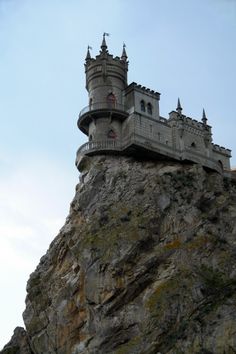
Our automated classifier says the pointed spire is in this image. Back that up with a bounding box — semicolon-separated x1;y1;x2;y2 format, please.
176;98;182;115
85;45;92;61
121;43;128;61
202;108;208;125
101;32;109;52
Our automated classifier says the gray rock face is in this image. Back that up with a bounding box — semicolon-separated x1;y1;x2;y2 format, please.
3;156;236;354
0;327;32;354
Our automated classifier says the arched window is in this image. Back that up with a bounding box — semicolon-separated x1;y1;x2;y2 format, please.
140;100;145;112
107;93;116;108
107;129;117;139
218;160;223;171
89;98;93;109
191;142;196;148
147;103;153;115
89;134;93;141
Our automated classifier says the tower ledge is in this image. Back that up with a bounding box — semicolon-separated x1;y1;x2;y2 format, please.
78;102;129;135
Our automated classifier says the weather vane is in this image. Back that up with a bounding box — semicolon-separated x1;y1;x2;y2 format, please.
103;32;110;37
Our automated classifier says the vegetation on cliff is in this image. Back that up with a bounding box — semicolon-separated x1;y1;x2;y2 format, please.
2;156;236;354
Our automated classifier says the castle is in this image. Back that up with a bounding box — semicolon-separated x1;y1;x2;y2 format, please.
76;34;231;174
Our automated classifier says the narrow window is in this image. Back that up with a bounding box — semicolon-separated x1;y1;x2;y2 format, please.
218;160;223;171
140;100;145;112
89;98;93;109
191;142;196;148
107;93;116;108
147;103;152;115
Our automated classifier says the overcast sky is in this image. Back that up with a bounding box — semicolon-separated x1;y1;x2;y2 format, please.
0;0;235;348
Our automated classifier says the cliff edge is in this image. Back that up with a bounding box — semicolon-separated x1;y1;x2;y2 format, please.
2;156;236;354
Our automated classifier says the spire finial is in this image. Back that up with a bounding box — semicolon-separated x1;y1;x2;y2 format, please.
202;108;208;125
101;32;109;52
121;42;128;61
176;97;182;115
86;45;92;61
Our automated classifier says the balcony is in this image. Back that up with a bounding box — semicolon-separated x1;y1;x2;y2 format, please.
75;139;123;169
78;102;129;134
75;133;176;171
79;102;127;117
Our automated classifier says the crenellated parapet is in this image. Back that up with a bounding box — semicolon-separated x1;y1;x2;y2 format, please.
124;82;160;118
212;144;231;156
76;36;232;175
84;34;128;108
127;82;160;97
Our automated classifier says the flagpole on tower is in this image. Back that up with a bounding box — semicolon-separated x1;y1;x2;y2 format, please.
101;32;110;52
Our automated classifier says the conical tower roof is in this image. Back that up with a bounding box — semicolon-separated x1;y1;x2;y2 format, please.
176;98;183;114
202;108;208;125
101;33;109;52
85;46;91;61
121;43;128;61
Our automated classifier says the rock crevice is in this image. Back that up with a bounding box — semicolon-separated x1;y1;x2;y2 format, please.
2;156;236;354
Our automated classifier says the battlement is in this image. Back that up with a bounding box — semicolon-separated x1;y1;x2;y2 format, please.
85;53;128;86
212;144;231;156
125;82;160;99
169;111;211;130
77;37;232;175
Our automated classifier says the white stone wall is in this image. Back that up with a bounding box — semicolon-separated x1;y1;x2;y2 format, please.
181;127;206;155
89;78;124;106
133;113;172;145
133;90;159;119
211;148;231;170
121;115;135;140
124;85;160;119
86;55;127;107
88;118;123;141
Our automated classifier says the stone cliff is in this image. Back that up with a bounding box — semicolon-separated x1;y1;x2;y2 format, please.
2;156;236;354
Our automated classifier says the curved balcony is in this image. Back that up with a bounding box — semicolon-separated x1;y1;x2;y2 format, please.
75;139;123;170
78;102;129;134
79;102;127;118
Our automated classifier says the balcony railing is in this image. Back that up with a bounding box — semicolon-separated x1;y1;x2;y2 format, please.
79;102;127;118
76;139;124;168
78;139;122;154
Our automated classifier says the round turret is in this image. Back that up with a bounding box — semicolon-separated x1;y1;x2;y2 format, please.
85;35;128;107
78;35;129;140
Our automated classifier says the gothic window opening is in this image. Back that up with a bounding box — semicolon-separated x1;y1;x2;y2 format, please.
107;93;116;108
107;129;117;139
89;98;93;109
140;100;145;112
218;160;223;171
147;103;153;115
191;142;196;148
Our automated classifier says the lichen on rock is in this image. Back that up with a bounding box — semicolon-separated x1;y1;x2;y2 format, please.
0;327;32;354
2;156;236;354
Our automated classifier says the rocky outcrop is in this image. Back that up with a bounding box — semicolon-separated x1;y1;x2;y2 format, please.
2;156;236;353
1;327;32;354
